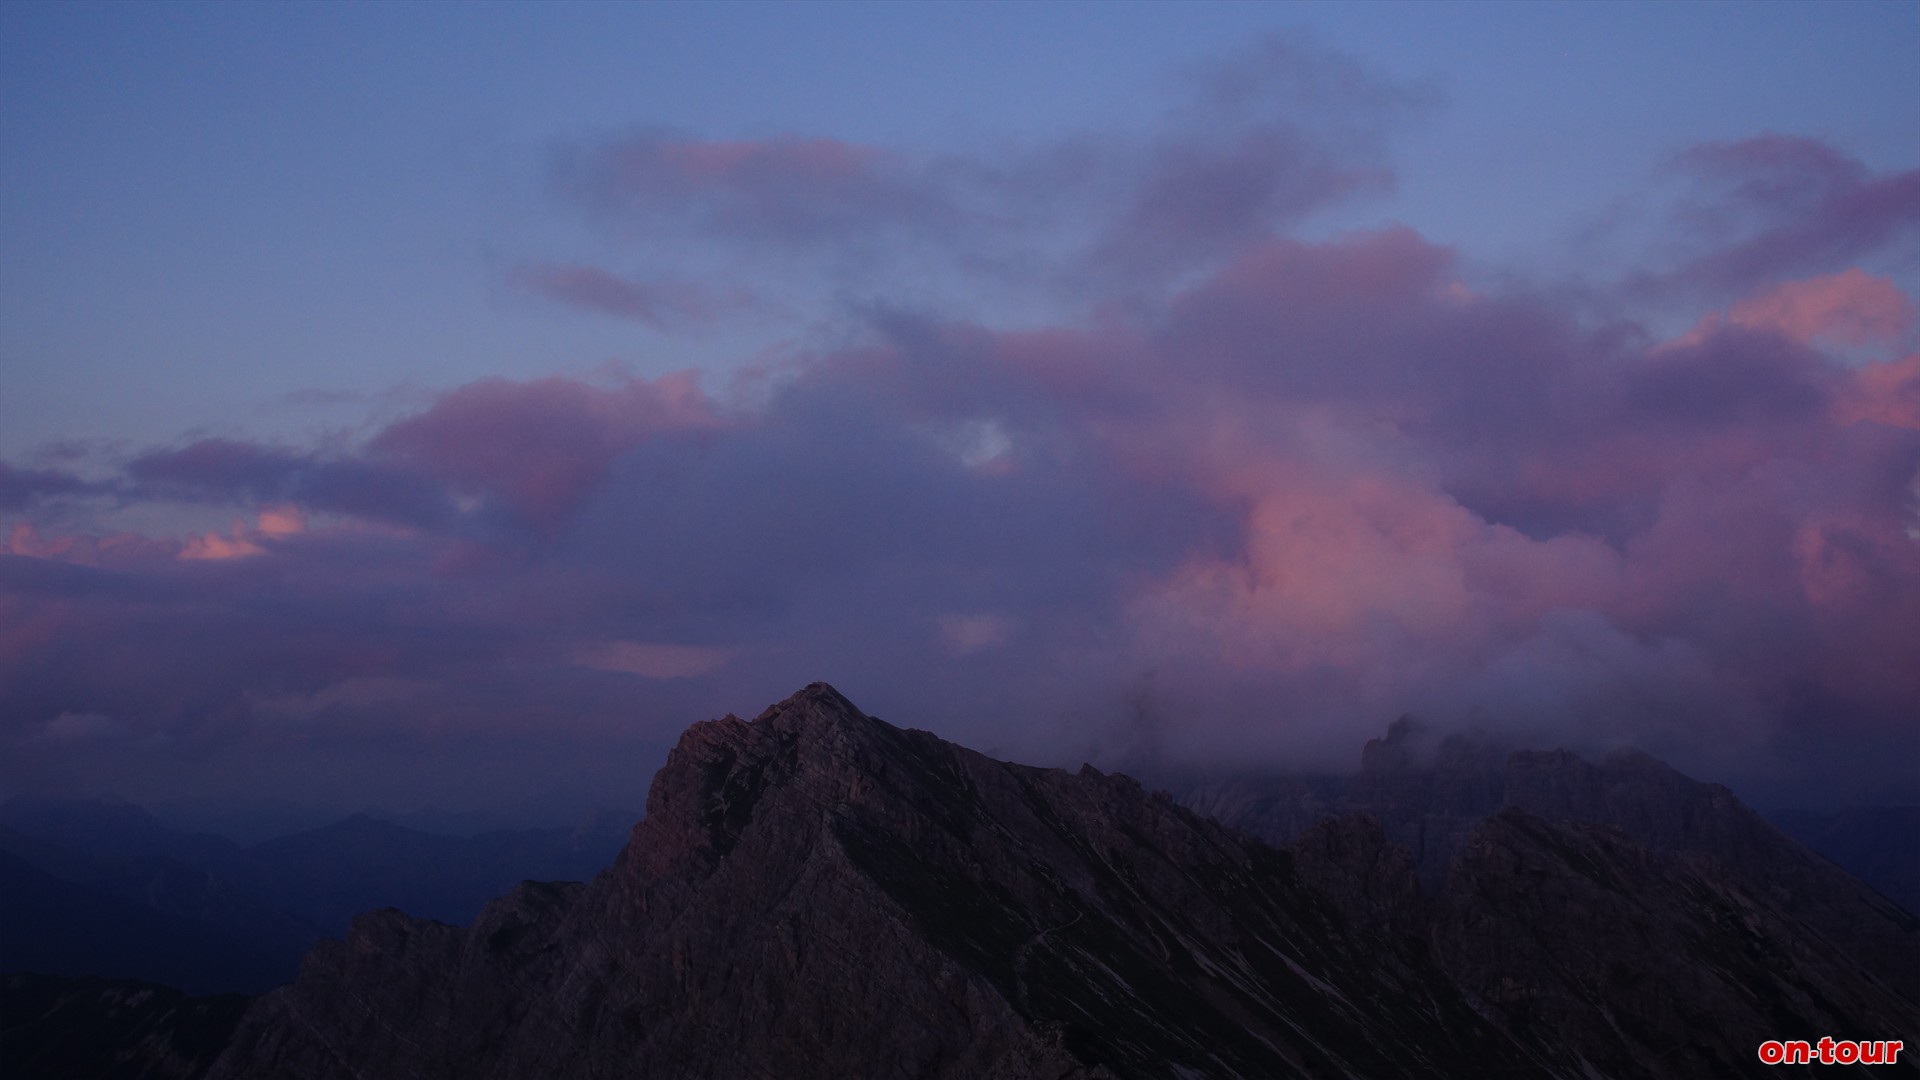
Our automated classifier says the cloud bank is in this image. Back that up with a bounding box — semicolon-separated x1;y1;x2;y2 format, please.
5;41;1917;811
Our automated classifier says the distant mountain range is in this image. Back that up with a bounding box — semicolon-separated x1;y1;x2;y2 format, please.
5;685;1916;1078
0;797;631;994
1770;804;1920;913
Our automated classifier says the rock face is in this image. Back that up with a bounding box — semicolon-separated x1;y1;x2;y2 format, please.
1435;809;1917;1078
203;685;1920;1079
1188;717;1920;1002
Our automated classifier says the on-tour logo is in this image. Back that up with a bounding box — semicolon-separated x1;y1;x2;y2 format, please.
1757;1038;1903;1066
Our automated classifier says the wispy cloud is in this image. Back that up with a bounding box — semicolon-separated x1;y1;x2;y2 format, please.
510;262;755;329
542;35;1427;309
1644;136;1920;297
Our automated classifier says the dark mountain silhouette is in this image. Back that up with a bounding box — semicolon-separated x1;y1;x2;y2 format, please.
0;823;325;984
0;798;248;874
1;973;249;1080
1181;716;1920;1001
243;812;628;932
190;685;1918;1079
360;800;643;839
1770;804;1920;913
0;851;294;996
0;800;628;994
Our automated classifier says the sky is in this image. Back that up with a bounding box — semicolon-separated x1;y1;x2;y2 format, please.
3;2;1918;821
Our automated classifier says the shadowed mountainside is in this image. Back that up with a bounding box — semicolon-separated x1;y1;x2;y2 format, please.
1181;717;1920;1002
199;685;1919;1080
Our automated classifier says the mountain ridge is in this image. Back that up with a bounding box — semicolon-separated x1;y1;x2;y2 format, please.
1179;716;1920;1001
195;684;1919;1079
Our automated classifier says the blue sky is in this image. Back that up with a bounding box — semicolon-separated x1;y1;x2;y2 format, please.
5;2;1914;457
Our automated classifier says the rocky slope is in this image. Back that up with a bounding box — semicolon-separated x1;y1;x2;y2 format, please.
199;685;1918;1079
1186;717;1920;1002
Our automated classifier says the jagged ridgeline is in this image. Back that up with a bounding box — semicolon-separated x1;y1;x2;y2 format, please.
48;684;1920;1079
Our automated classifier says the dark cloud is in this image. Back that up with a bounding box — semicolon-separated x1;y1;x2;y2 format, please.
128;439;460;532
1090;33;1430;279
1095;131;1391;278
0;462;93;510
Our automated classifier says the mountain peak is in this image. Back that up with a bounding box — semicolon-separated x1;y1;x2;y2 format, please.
754;680;864;725
664;682;876;768
628;683;918;878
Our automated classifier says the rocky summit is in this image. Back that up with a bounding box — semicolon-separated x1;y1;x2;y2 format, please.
193;685;1916;1079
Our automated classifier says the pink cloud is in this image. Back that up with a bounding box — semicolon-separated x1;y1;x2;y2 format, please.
178;524;265;562
6;523;176;567
257;506;306;538
1679;269;1914;348
1725;268;1912;346
1837;353;1920;430
1132;471;1486;672
177;507;306;561
1128;457;1626;693
3;507;311;567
